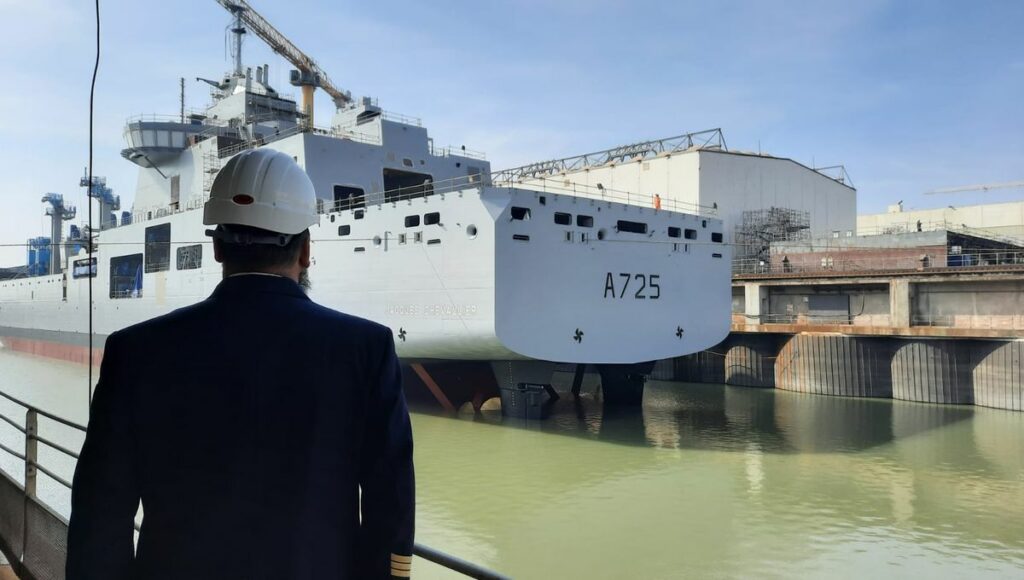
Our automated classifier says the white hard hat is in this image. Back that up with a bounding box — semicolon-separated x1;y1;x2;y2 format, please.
203;148;319;236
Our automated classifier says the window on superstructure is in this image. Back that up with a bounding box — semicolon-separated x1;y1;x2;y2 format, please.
338;225;351;236
144;224;171;273
383;169;434;203
554;212;571;226
333;185;365;211
176;245;203;270
576;215;594;228
510;207;531;220
668;227;681;238
424;212;440;226
109;254;144;299
711;232;723;243
405;215;420;228
616;220;647;234
684;229;697;240
72;257;97;279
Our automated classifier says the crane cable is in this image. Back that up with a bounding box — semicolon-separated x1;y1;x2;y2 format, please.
87;0;101;409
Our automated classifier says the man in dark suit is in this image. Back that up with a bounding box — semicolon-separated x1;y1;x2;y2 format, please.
67;149;415;579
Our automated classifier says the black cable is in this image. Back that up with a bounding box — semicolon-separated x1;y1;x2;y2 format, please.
87;0;101;409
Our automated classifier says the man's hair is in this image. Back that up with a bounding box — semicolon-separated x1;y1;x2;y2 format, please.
216;225;310;272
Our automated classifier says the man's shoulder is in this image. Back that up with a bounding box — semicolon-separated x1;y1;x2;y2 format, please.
110;297;392;345
303;300;393;339
107;301;213;345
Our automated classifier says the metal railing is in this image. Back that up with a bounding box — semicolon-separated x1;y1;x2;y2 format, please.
108;160;719;234
910;313;1024;330
0;389;509;580
493;128;727;181
492;176;719;216
732;248;1024;276
810;165;854;188
315;171;719;218
380;110;423;127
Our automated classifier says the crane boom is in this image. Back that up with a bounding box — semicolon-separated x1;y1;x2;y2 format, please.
924;180;1024;195
214;0;352;113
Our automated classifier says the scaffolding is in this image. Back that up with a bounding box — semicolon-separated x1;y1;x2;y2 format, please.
733;207;810;272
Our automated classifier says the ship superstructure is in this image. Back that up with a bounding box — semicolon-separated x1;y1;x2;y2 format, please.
0;1;731;407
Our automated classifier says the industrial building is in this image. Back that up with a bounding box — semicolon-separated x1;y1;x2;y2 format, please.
768;228;1024;273
495;129;858;254
858;199;1024;240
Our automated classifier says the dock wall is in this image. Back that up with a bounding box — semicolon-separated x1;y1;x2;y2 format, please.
668;333;1023;411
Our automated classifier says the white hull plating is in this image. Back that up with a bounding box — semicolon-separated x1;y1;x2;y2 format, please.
0;184;731;364
1;45;732;366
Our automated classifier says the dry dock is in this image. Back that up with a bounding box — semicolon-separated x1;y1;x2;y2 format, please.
659;252;1024;411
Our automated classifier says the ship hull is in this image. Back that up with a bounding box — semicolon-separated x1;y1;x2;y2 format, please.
0;186;731;366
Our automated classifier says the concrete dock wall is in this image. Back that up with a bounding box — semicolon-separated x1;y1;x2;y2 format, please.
892;340;972;404
662;333;1024;412
775;335;893;398
723;334;780;387
972;341;1023;411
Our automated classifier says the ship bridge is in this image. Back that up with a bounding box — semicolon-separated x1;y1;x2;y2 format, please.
121;114;210;168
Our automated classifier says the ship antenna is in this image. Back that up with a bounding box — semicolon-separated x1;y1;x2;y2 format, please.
87;0;101;409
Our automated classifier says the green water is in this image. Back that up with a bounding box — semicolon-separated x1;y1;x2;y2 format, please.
0;349;1022;578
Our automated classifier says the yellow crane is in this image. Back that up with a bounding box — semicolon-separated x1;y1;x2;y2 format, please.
215;0;352;128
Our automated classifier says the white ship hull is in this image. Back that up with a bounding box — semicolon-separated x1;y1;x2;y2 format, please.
0;183;731;365
0;44;732;373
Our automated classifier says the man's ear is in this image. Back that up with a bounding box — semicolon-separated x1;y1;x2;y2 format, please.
298;235;311;269
212;239;224;263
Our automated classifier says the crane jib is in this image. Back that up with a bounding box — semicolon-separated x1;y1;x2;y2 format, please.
214;0;352;115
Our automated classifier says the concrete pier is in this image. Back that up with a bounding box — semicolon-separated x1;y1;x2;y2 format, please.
775;335;893;398
892;340;972;405
723;334;779;387
972;341;1023;411
664;260;1024;411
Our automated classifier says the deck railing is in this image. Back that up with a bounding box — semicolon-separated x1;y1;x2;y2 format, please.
0;389;509;580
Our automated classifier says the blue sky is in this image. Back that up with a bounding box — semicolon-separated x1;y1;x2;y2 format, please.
1;0;1022;266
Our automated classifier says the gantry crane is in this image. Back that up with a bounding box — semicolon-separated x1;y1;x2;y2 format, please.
215;0;352;128
41;193;76;275
80;174;121;231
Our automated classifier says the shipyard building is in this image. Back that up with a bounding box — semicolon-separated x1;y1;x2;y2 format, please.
496;129;857;262
858;199;1024;240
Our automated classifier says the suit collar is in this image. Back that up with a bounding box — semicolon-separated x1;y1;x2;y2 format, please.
211;273;310;301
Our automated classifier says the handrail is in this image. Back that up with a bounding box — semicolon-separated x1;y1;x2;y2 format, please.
0;389;510;579
732;248;1024;276
112;158;718;234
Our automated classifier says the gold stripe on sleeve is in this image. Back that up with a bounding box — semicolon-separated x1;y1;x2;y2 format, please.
391;554;413;564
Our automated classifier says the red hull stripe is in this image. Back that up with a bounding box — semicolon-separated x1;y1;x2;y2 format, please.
0;336;103;367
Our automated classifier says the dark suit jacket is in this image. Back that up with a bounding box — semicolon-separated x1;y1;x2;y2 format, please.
67;274;415;579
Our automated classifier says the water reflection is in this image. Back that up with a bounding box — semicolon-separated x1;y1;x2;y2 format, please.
418;381;976;456
2;349;1023;579
410;381;1023;578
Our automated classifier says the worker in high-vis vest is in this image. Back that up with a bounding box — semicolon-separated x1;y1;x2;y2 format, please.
68;148;415;579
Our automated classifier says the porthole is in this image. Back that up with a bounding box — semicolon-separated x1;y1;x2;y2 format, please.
373;236;382;246
597;228;607;241
466;225;478;239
